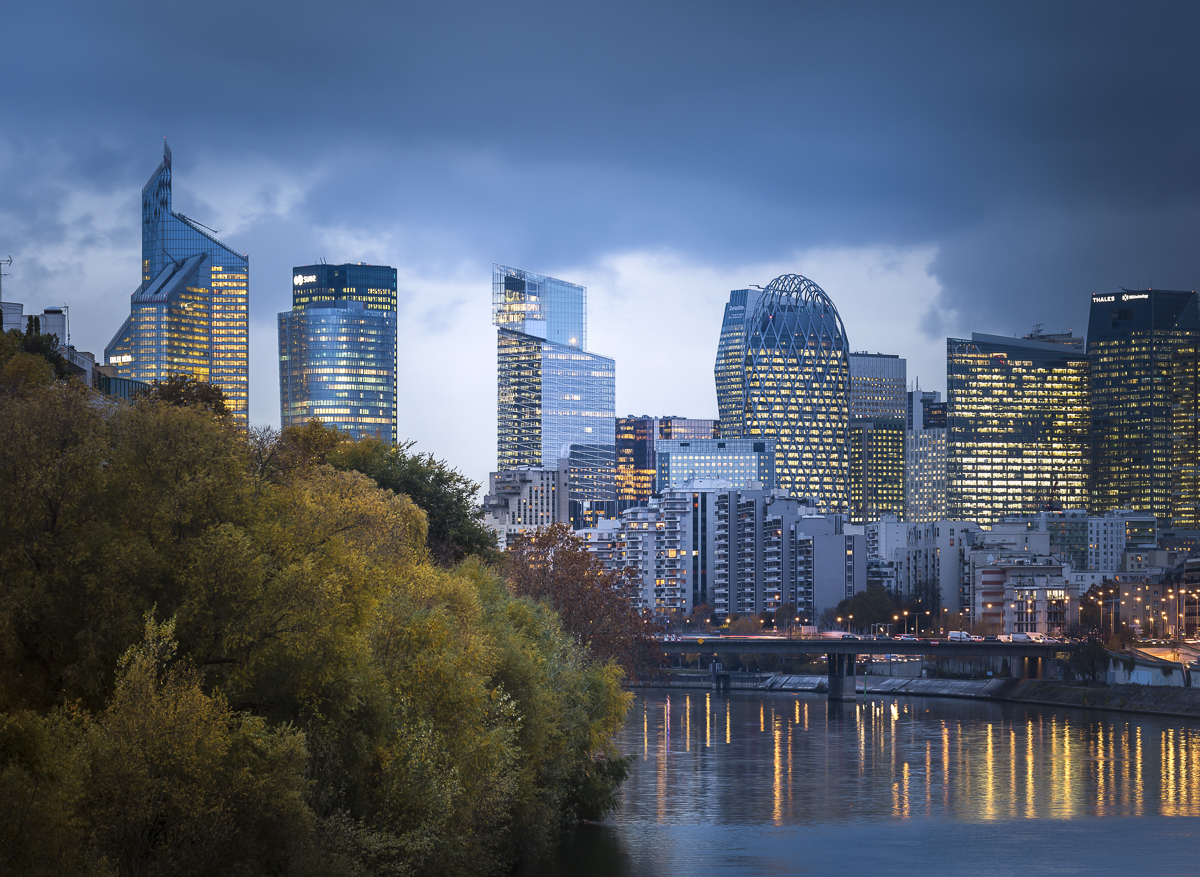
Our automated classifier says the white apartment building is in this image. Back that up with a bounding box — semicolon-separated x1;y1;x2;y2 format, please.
1087;511;1156;574
482;463;570;550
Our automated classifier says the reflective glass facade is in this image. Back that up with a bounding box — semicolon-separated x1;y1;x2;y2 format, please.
849;417;905;524
492;264;585;349
714;288;762;434
278;263;398;441
106;143;249;420
947;332;1091;527
1172;344;1200;527
849;353;907;420
616;416;720;501
1088;289;1200;517
715;275;850;512
655;438;775;491
494;266;615;502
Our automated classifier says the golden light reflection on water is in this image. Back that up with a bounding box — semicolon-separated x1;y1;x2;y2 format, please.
628;692;1200;825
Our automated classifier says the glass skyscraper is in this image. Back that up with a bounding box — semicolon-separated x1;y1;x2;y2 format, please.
714;274;851;512
1088;289;1200;518
946;332;1091;527
849;352;907;420
105;143;249;420
493;265;616;501
849;417;905;524
278;263;398;442
616;416;720;501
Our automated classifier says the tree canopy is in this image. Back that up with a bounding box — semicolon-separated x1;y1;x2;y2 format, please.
0;380;630;876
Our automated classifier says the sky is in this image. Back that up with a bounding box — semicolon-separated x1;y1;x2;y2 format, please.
3;1;1199;490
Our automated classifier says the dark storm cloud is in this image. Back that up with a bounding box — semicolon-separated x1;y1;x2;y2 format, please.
4;0;1200;343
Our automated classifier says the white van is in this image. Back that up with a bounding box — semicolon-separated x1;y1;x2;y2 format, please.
1012;632;1047;643
947;630;972;642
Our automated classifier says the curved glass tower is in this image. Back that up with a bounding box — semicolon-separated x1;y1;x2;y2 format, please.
715;274;850;512
279;263;398;441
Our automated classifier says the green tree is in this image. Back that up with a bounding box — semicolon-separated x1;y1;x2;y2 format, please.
137;374;229;415
328;434;499;567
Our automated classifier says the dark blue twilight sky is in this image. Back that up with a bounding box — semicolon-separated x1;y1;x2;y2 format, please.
2;1;1198;486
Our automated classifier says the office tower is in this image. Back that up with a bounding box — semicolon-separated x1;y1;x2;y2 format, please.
105;143;249;420
906;388;947;523
714;274;851;511
1088;289;1200;518
905;428;947;523
655;438;775;491
713;488;862;619
616;416;719;502
946;332;1090;527
278;263;398;441
849;417;905;524
1173;343;1200;526
714;288;763;433
493;265;616;503
849;352;907;420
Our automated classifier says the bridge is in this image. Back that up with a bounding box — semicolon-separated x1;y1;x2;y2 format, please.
656;637;1073;701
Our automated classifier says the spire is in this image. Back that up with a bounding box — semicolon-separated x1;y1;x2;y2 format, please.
163;138;172;168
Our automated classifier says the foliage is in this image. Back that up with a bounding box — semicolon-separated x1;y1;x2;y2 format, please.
504;523;663;680
0;382;632;876
137;374;229;415
1069;635;1111;684
835;585;900;632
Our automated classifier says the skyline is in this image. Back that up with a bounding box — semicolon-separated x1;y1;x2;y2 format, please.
4;1;1200;491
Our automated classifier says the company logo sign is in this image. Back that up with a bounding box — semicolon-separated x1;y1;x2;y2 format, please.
1092;295;1115;303
293;274;317;286
1122;293;1149;301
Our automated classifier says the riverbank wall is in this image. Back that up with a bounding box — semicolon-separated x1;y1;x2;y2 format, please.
644;673;1200;721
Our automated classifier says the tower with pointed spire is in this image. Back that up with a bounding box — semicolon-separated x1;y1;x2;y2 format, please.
106;142;250;420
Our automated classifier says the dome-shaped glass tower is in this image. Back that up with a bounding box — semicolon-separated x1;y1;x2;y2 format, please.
715;274;850;511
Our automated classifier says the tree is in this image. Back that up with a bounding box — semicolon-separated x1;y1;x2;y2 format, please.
137;374;229;415
505;524;662;680
326;432;500;567
836;584;900;632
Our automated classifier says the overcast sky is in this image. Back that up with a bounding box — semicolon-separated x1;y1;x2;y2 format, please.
3;1;1199;489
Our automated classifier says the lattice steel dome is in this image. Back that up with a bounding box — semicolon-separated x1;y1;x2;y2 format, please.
741;274;850;511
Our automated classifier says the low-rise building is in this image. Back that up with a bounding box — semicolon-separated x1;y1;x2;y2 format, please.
972;556;1079;635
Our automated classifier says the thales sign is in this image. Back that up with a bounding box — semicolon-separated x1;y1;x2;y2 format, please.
1092;292;1150;303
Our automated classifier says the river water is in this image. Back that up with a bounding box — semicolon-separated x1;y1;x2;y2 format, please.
519;689;1200;876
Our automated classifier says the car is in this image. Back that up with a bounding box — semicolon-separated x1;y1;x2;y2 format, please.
840;633;859;640
983;635;999;641
895;634;917;641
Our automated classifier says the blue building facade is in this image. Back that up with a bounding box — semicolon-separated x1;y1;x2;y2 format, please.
493;264;616;502
106;142;250;420
279;263;398;442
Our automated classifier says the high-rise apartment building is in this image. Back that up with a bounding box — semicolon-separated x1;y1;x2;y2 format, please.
494;265;616;502
105;143;249;420
849;352;907;420
278;263;398;441
482;464;571;551
1088;289;1200;518
713;489;862;620
849;417;905;524
946;332;1090;527
714;274;851;511
616;416;719;502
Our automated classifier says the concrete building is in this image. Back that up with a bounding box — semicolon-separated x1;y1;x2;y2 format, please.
655;438;774;493
865;514;908;560
895;520;983;613
1088;511;1157;574
712;488;863;622
972;557;1078;636
906;390;946;523
482;463;570;550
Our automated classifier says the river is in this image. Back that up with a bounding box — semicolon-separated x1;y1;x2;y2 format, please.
519;689;1200;876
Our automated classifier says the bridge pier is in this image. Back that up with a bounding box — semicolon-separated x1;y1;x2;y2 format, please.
827;653;858;701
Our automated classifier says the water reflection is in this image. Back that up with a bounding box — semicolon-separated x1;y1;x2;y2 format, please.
621;690;1200;825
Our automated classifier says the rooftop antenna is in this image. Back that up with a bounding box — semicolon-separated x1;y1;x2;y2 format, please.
0;255;10;307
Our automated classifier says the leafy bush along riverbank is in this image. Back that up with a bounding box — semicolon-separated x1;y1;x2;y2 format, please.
0;370;631;876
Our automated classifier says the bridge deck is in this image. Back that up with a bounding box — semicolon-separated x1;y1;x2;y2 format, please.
656;637;1068;658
